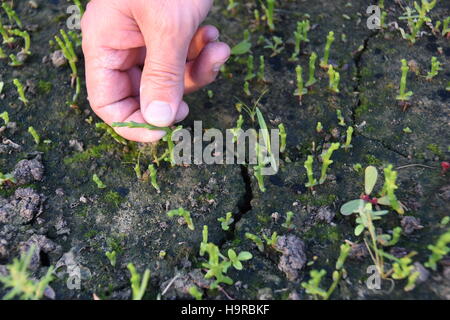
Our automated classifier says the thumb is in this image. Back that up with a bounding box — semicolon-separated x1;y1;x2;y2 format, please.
137;2;211;127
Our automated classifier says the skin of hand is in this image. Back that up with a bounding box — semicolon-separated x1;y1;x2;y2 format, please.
81;0;230;142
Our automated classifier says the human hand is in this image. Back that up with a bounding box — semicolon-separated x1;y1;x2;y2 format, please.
81;0;230;142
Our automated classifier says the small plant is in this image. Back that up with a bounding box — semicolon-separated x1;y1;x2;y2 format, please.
319;143;340;184
9;29;31;55
316;122;323;133
105;251;117;267
294;65;307;103
227;249;252;270
306;52;318;87
336;109;346;126
127;263;150;300
342;126;354;150
218;212;234;231
396;59;413;102
263;232;278;248
282;211;295;229
0;111;10;125
0;47;5;59
148;164;160;193
188;286;203;300
278;123;286;153
424;230;450;271
9;53;23;67
243;81;251;96
442;17;450;37
399;0;437;44
1;2;22;28
13;78;28;105
245;232;264;252
304;155;318;188
231;30;251;56
167;208;194;230
230;114;244;143
328;65;340;93
426;57;442;80
381;165;404;214
245;55;255;81
264;36;284;57
28;126;40;144
320;31;335;68
226;0;238;12
257;55;266;82
95;122;127;145
0;18;14;44
263;0;276;31
0;245;54;300
290;20;310;61
92;174;106;189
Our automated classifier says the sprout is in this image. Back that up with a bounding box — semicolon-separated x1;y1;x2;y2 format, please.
245;232;264;252
127;263;150;300
105;251;117;267
9;54;23;67
320;31;335;68
396;59;413;102
257;55;266;82
0;46;6;59
167;208;195;230
426;56;443;80
28;126;40;144
319;143;340;184
342;126;354;150
294;65;307;103
328;65;340;93
1;3;22;28
306;52;318;87
336;109;346;126
0;18;14;44
290;20;310;61
188;286;203;300
92;174;106;189
380;165;404;214
316;122;323;133
9;29;31;55
218;212;234;231
278;123;287;153
0;111;9;125
304;155;318;188
263;0;276;31
245;55;255;81
282;211;295;229
148;164;160;193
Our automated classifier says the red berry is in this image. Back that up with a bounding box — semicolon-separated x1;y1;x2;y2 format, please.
442;162;450;174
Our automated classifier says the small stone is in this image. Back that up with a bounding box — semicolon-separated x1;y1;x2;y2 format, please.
13;155;44;185
51;50;67;68
401;216;423;235
276;235;307;282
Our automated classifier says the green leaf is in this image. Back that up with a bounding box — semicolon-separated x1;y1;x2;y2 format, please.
231;40;251;55
365;166;378;195
228;249;237;261
340;199;364;216
233;260;243;270
355;224;365;236
377;196;391;206
237;251;253;261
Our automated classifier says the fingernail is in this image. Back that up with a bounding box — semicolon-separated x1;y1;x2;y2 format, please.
146;101;173;126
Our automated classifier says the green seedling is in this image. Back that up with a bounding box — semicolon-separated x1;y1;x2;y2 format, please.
424;230;450;271
263;232;278;248
0;245;54;300
396;59;413;102
253;143;266;192
342;126;354;150
243;81;251;96
0;172;16;187
230;114;244;143
0;18;14;44
442;17;450;36
257;55;266;82
294;65;307;102
0;111;9;124
328;65;340;93
403;127;412;133
9;53;23;67
336;109;346;126
73;0;85;15
441;216;450;226
1;3;22;28
231;30;251;55
92;174;106;189
245;232;264;252
148;164;160;192
263;0;276;31
304;155;318;188
245;55;255;81
319;143;340;184
353;163;363;172
380;165;404;214
127;263;150;300
290;20;310;61
282;211;295;229
306;52;318;87
167;208;194;230
378;226;402;247
227;249;252;270
95;122;127;145
381;250;420;291
399;0;437;44
13;79;28;104
105;251;117;267
320;31;335;68
316;122;323;133
28;126;40;144
227;0;238;12
9;29;31;55
200;226;209;257
426;56;442;80
134;154;142;179
264;36;284;57
218;212;234;231
278;123;286;153
188;286;203;300
234;89;268;122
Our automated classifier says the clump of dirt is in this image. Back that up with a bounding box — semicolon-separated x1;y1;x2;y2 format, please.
401;216;424;235
18;235;61;270
0;187;45;225
275;235;307;282
12;154;44;185
160;269;212;300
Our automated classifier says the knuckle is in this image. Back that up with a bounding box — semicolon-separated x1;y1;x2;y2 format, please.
144;61;183;89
